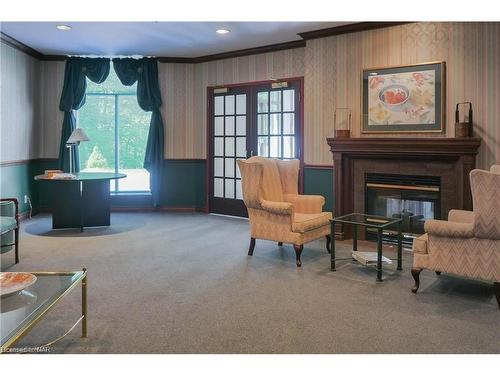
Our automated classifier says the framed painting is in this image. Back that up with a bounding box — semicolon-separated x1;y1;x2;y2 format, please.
362;61;445;133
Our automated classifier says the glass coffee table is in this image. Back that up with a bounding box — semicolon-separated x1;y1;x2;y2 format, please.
330;214;403;282
1;269;87;353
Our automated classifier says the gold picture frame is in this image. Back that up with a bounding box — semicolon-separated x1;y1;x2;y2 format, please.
361;61;446;134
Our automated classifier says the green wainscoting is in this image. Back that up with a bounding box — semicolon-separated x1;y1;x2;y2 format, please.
160;159;206;209
0;160;53;214
303;167;334;214
3;160;332;214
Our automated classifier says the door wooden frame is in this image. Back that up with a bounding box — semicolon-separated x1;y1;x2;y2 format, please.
205;76;305;216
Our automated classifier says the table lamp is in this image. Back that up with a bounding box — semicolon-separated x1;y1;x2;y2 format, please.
66;128;90;174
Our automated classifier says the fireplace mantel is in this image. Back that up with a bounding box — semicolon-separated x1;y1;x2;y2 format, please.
326;137;481;240
326;137;482;156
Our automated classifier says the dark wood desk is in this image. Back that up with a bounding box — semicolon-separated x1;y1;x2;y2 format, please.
35;172;126;231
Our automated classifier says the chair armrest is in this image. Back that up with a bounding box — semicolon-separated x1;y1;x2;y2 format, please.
260;200;294;216
448;209;474;224
425;219;474;238
0;198;19;221
283;194;325;214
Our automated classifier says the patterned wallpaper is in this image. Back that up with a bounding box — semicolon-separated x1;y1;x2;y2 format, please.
0;42;39;162
37;60;65;159
304;22;500;167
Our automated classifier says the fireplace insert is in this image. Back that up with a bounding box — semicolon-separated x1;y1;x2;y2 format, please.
365;173;441;248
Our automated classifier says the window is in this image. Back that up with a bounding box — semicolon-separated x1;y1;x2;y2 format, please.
78;69;151;193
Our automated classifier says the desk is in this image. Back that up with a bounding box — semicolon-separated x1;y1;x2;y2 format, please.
34;172;126;231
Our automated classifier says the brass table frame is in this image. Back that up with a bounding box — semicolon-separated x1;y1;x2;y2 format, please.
1;268;87;352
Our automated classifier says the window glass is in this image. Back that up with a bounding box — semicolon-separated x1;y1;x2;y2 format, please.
79;69;151;192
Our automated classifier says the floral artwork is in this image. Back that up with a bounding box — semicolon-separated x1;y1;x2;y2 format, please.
362;62;444;133
368;70;435;126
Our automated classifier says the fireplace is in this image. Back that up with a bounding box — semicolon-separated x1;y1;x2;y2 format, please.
326;137;481;242
365;173;441;247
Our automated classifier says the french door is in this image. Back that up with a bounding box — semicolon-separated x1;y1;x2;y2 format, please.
208;78;303;217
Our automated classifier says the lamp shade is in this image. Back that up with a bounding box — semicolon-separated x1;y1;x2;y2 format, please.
66;128;90;144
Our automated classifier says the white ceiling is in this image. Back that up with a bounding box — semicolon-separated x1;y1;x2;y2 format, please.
0;22;349;57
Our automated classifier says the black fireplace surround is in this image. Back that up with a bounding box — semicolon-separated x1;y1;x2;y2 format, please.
365;173;441;247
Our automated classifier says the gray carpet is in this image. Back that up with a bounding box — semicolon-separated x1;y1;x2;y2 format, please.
2;212;499;353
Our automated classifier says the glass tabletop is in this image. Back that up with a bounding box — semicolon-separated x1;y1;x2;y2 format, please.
331;213;402;228
1;271;85;349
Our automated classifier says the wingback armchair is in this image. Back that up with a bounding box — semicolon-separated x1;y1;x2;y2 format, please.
411;165;500;308
1;198;20;264
237;156;332;267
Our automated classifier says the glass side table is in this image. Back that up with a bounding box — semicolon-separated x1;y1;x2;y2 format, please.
1;269;87;353
330;214;403;282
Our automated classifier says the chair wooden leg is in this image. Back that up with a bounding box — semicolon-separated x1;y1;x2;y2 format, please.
278;242;283;247
14;228;19;264
293;244;303;267
325;235;331;253
411;268;422;293
248;237;256;256
494;282;500;309
435;271;441;275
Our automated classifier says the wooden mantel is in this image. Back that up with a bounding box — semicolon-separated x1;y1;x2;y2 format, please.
326;137;482;155
326;137;482;240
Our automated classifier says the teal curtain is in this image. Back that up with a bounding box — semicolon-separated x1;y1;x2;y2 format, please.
113;58;164;206
58;57;110;172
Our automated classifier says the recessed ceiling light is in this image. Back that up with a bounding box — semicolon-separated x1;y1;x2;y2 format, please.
216;29;230;35
56;24;72;31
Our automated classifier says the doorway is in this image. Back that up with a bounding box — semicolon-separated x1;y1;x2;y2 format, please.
207;78;303;217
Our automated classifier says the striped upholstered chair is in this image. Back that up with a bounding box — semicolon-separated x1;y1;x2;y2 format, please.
237;156;332;267
411;165;500;308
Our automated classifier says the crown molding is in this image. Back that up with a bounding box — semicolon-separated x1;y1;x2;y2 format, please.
298;22;411;40
1;31;45;59
2;22;410;64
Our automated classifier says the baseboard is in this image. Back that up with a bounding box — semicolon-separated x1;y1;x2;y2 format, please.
110;206;206;212
32;206;206;214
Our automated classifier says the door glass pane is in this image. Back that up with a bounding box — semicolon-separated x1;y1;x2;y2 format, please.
270;91;281;112
236;116;246;135
258;114;268;135
270;114;281;135
214;178;223;197
117;96;151;191
283;89;295;112
270;136;281;158
215;96;224;116
214;137;223;156
225;95;235;115
225;138;235;156
214;117;224;135
225;116;235;135
236;180;243;200
283;136;295;158
214;157;223;176
236;137;246;157
225;158;235;178
225;179;235;198
283;113;294;134
258;136;269;157
257;92;268;113
236;94;246;114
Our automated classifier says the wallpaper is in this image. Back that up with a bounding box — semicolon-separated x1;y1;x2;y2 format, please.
304;22;500;167
0;42;39;162
37;60;65;159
